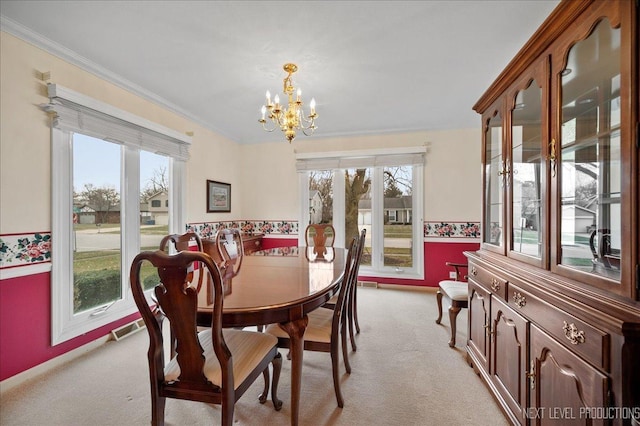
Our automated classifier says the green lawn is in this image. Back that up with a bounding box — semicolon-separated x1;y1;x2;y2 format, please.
74;224;169;235
74;250;121;273
72;225;166;312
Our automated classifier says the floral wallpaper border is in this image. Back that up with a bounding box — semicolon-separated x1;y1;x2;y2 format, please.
190;220;481;239
0;232;52;269
187;220;299;239
424;221;480;238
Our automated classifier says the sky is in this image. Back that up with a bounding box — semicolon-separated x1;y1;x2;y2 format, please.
73;133;168;194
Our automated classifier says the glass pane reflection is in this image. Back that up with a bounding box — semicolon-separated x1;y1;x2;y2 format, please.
559;19;621;281
511;82;543;258
484;112;503;246
307;249;336;293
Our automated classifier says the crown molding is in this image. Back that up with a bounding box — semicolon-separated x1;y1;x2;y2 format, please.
1;15;231;140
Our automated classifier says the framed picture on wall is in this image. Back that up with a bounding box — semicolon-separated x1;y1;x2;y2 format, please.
207;180;231;213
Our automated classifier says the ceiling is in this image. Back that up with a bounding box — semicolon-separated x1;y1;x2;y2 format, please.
0;0;560;144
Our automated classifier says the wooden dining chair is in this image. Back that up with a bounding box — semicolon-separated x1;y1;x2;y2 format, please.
347;228;366;349
324;228;366;352
435;261;469;347
265;236;359;408
159;231;204;292
305;223;336;249
215;228;245;281
130;249;283;426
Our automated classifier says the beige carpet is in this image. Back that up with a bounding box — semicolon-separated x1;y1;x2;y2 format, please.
0;286;508;426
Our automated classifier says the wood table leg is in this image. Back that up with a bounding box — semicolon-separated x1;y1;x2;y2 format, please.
278;316;308;426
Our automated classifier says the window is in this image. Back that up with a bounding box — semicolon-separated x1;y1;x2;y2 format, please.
151;200;161;207
297;148;424;279
48;84;190;344
72;135;123;314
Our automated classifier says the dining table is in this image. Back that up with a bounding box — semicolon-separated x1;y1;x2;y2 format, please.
197;243;346;426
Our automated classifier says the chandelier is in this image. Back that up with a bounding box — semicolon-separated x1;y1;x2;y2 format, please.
259;63;317;143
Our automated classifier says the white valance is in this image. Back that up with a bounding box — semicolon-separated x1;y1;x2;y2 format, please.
42;84;191;161
295;147;426;171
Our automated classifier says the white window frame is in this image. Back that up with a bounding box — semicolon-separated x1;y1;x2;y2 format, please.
47;84;190;345
297;147;425;280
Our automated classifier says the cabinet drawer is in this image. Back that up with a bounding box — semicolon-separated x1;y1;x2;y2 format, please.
468;261;507;300
242;234;263;254
508;283;610;371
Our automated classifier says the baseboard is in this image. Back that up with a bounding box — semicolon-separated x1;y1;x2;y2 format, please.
371;282;437;293
0;335;110;395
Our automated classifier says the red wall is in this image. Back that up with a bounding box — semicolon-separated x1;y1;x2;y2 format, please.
360;241;479;287
0;239;478;381
261;237;297;250
0;272;139;381
263;237;479;287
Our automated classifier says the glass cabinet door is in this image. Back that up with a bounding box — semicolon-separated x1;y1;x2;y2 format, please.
484;110;504;250
510;79;544;261
558;18;621;283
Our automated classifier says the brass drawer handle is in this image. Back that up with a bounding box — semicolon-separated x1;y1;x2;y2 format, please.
513;292;526;308
471;266;478;276
491;278;500;293
563;321;585;345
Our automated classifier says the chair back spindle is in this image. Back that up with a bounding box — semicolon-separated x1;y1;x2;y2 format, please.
159;231;204;292
305;224;336;249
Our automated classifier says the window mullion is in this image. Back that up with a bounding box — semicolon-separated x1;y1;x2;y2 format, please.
169;158;186;234
122;146;140;302
413;165;424;277
299;172;310;247
332;169;346;248
371;167;384;270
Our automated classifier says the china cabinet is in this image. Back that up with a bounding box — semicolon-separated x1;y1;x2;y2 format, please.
468;1;639;425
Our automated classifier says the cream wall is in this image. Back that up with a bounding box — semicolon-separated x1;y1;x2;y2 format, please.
241;130;482;223
0;32;240;234
238;141;299;220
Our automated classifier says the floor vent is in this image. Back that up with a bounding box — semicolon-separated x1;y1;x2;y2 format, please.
359;280;378;288
110;319;145;341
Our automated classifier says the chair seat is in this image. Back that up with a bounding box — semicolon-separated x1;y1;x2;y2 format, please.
439;280;468;301
165;328;278;389
266;307;334;344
